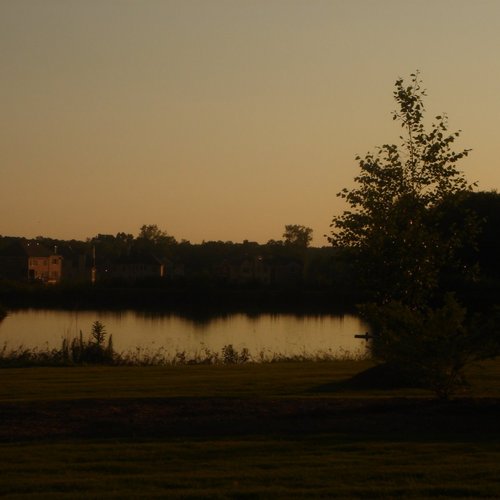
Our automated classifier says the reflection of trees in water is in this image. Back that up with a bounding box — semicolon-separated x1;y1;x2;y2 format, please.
134;309;356;330
135;309;233;328
9;305;357;331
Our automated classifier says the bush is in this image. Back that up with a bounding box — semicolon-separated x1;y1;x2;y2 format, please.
363;295;500;398
222;344;250;364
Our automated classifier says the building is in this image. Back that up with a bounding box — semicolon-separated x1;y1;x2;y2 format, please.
0;238;92;284
0;239;62;283
216;255;302;286
26;242;62;284
101;255;165;284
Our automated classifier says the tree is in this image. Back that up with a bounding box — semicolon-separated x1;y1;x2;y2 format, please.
137;225;176;246
135;224;177;257
283;225;313;248
329;71;473;306
328;72;493;398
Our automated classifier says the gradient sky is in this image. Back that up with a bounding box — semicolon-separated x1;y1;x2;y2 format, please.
1;0;499;245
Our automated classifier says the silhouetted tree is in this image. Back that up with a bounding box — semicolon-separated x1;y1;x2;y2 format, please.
329;72;495;397
329;71;473;305
137;225;176;245
283;225;313;248
135;224;177;257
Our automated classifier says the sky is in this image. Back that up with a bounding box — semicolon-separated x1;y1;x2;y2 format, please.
1;0;500;246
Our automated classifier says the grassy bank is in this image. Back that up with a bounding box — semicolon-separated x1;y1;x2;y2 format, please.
3;358;500;401
0;361;375;401
2;360;500;498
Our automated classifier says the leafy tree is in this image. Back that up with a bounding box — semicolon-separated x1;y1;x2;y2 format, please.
329;71;473;306
283;225;313;248
450;191;500;279
135;224;177;257
328;72;495;397
137;224;176;245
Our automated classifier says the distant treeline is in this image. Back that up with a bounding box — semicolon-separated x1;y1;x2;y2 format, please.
0;191;499;311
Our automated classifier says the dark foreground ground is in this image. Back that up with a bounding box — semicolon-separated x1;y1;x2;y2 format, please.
2;396;500;443
2;362;500;498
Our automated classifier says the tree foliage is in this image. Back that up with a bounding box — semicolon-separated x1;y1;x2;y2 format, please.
136;224;177;256
329;72;474;305
283;225;313;248
138;224;176;245
363;296;500;399
328;72;496;398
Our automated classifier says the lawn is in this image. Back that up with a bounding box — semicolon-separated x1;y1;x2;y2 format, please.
1;360;500;499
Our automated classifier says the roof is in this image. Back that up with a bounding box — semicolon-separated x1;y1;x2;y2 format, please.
0;239;58;258
23;241;58;257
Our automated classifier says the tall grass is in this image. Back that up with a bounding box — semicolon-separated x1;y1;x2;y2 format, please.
0;318;367;367
0;340;365;368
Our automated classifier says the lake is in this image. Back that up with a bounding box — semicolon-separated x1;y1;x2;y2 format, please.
0;309;370;361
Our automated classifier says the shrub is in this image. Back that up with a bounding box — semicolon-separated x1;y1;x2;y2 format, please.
222;344;250;364
364;295;500;398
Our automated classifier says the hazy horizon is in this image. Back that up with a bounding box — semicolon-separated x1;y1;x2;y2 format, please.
2;0;500;245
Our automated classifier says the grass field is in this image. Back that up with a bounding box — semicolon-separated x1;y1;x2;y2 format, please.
2;360;500;498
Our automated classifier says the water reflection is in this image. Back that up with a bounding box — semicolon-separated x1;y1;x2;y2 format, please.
0;309;370;360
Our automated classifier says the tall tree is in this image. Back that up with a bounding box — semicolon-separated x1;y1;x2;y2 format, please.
135;225;177;257
137;225;176;246
329;71;473;306
283;225;313;248
328;72;494;398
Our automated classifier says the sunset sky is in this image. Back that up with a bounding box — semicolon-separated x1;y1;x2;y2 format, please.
1;0;499;245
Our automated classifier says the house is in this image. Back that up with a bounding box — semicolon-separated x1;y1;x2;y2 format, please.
0;239;63;283
60;248;93;283
0;238;92;284
216;255;302;286
101;255;165;284
25;242;63;284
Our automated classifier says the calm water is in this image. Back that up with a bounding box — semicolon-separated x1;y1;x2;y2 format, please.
0;309;370;360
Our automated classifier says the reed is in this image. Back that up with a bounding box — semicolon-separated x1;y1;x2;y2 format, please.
0;340;365;367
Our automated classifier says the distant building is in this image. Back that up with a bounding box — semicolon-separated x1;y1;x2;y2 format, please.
216;256;302;286
101;255;165;284
28;254;62;284
0;239;91;284
59;247;92;283
24;242;62;284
